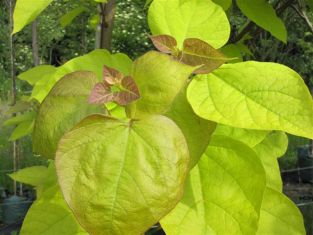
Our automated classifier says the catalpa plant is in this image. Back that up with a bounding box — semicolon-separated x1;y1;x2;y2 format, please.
10;0;313;235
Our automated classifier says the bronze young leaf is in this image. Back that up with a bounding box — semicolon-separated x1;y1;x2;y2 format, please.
114;76;140;105
150;36;229;74
103;65;124;85
149;34;178;54
89;66;140;106
88;82;115;104
181;38;229;74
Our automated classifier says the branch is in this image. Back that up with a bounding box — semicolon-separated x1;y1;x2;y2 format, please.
290;4;313;33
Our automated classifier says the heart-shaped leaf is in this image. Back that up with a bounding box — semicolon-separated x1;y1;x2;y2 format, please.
33;71;106;159
161;135;266;235
187;62;313;139
56;114;190;235
128;51;195;118
148;0;230;49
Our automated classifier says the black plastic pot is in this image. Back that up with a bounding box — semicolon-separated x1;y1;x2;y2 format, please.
146;224;165;235
297;145;313;183
2;195;32;225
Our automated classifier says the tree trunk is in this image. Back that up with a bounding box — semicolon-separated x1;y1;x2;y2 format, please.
32;20;40;66
97;0;116;50
8;0;18;196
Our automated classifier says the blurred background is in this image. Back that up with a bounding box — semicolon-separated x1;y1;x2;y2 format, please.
0;0;312;234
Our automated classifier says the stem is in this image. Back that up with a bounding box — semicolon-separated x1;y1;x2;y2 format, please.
290;4;313;33
8;0;16;106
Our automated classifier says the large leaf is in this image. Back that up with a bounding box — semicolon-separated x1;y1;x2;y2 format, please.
18;65;57;86
256;188;305;235
166;87;216;168
187;62;313;139
253;131;288;192
214;124;269;148
20;163;88;235
33;71;106;159
8;166;48;187
128;51;195;117
56;114;189;235
31;49;132;102
161;135;266;235
148;0;230;49
13;0;53;34
236;0;287;42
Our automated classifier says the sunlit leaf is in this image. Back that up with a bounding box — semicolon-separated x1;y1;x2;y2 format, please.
148;0;230;49
56;114;190;235
256;188;305;235
214;124;269;148
128;51;195;118
187;62;313;139
161;135;266;235
13;0;53;34
253;131;288;191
